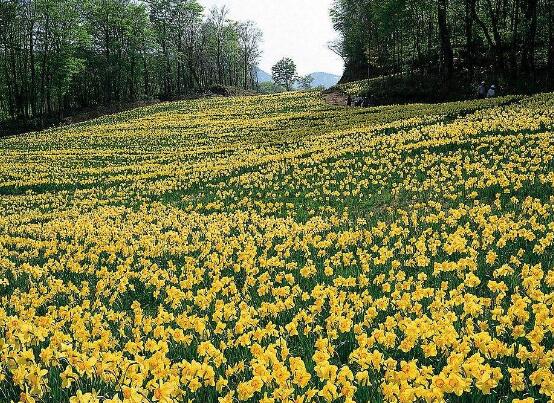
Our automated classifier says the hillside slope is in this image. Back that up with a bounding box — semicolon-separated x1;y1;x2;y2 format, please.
256;67;273;83
336;73;552;105
256;68;340;89
310;72;340;88
1;92;554;402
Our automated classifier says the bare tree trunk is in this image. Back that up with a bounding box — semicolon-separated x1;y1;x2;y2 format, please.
217;36;222;84
177;33;182;95
142;40;149;98
40;12;50;122
29;18;36;117
465;0;476;80
510;0;521;76
161;22;171;98
437;0;454;78
472;3;503;75
186;48;201;90
547;1;554;89
104;6;112;105
520;0;538;76
485;0;505;73
243;49;248;89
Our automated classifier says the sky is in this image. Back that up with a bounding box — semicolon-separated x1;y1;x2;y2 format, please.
200;0;344;76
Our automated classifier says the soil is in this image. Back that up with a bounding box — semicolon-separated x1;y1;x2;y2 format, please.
322;90;348;107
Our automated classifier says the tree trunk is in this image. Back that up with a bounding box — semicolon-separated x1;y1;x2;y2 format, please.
186;54;201;90
142;41;149;98
547;1;554;89
29;18;36;117
520;0;538;76
465;0;476;80
243;49;248;90
39;13;50;121
2;36;15;119
4;60;15;119
472;3;504;75
510;0;521;76
177;34;182;95
217;35;222;84
129;52;136;101
105;35;111;103
437;0;454;78
162;22;171;98
8;29;23;119
485;0;505;73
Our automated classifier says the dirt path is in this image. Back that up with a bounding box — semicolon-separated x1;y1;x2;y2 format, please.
322;90;348;107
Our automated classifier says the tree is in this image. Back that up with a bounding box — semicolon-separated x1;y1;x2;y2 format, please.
208;5;230;85
437;0;454;79
331;0;554;89
237;21;262;90
296;74;314;90
547;1;554;84
173;0;204;92
464;0;476;80
0;0;264;126
520;0;538;75
271;57;297;91
258;81;285;94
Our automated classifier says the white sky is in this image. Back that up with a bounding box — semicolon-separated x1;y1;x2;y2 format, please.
200;0;344;76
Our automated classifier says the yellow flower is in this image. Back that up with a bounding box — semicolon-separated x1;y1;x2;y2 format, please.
508;367;526;392
69;390;100;403
61;366;77;389
486;251;497;265
318;381;339;402
476;368;502;395
237;381;255;401
19;391;36;403
290;357;311;388
3;78;554;403
122;386;145;403
445;373;470;396
259;393;275;403
152;380;176;403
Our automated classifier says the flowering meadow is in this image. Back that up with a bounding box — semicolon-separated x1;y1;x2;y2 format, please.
1;91;554;402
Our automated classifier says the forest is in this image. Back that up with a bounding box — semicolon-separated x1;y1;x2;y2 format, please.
0;0;262;127
3;0;554;131
331;0;554;92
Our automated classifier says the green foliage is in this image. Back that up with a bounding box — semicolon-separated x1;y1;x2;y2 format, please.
331;0;554;88
257;81;286;94
0;0;263;126
296;74;314;90
271;57;297;91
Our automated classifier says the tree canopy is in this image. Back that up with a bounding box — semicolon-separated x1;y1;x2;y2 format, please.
296;74;314;90
331;0;553;88
0;0;263;124
271;57;297;91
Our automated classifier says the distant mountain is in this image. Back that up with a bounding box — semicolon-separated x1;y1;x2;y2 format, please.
309;72;340;89
256;68;272;83
255;68;340;89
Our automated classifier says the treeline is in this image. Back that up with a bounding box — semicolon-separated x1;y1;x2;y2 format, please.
331;0;554;89
0;0;262;123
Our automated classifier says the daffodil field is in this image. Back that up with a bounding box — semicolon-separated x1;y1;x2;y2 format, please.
1;91;554;403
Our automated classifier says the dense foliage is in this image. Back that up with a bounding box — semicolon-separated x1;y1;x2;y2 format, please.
331;0;554;88
1;90;554;402
271;58;297;92
0;0;262;123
